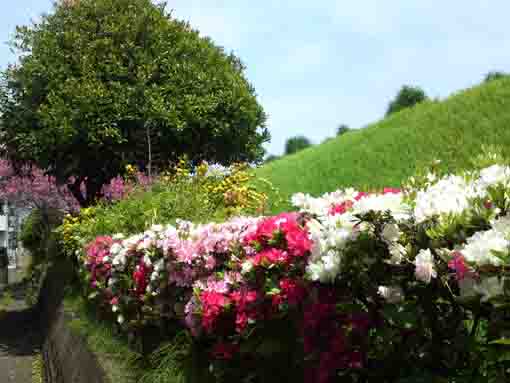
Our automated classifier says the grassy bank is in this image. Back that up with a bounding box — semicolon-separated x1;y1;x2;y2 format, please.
255;77;510;212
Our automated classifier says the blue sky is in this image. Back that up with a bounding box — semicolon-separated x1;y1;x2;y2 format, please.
1;1;510;155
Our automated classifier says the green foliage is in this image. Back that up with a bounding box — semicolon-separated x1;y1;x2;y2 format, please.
264;154;280;163
58;165;279;254
336;123;350;136
60;179;223;250
484;71;509;83
0;291;14;313
254;77;510;212
386;85;428;116
19;210;45;256
284;135;312;155
20;208;63;259
0;0;268;206
19;208;64;305
32;352;44;383
138;332;193;383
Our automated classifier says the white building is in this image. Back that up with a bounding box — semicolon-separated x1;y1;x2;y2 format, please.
0;200;28;270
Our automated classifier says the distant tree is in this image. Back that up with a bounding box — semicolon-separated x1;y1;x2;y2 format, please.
264;154;280;163
484;71;509;83
284;136;312;155
336;124;350;136
386;85;428;116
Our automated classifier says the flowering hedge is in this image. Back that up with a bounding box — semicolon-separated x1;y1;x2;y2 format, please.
68;159;510;382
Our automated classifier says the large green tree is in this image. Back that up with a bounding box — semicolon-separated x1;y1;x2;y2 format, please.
386;85;428;116
0;0;268;206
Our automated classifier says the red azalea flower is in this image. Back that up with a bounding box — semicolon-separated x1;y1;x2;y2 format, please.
283;224;312;258
200;291;230;333
235;311;249;333
349;312;371;334
448;251;470;280
211;342;239;360
303;302;336;330
383;187;401;194
252;248;289;266
271;293;284;308
329;329;347;353
133;262;152;296
328;200;354;216
347;350;363;369
246;212;301;246
230;289;259;311
230;289;259;333
279;278;307;305
354;192;369;201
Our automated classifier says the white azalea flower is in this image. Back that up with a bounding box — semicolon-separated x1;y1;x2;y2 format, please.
382;223;402;243
387;243;407;265
241;260;254;274
414;249;437;283
150;272;159;282
458;227;508;267
476;164;510;191
353;192;411;221
154;259;165;272
414;175;479;223
476;276;505;302
378;286;405;303
110;243;122;255
143;254;152;266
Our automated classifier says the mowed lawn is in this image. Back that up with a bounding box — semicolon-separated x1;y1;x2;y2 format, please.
255;77;510;212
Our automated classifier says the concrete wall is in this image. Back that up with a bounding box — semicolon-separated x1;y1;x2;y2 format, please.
38;261;106;383
43;308;106;383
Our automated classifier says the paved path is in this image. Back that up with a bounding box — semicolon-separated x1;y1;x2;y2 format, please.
0;285;41;383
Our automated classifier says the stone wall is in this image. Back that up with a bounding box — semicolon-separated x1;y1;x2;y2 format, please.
37;260;106;383
43;307;106;383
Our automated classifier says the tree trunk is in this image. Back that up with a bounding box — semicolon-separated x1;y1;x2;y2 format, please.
68;177;86;207
146;123;152;178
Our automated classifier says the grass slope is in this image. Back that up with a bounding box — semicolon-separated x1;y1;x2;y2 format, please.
256;77;510;212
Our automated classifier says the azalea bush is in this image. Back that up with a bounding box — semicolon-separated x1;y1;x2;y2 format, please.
63;154;510;382
57;160;276;260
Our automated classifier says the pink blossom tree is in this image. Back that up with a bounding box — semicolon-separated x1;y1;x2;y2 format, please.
0;159;155;211
0;159;80;213
100;171;154;202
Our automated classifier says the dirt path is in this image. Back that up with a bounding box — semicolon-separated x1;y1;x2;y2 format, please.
0;286;41;383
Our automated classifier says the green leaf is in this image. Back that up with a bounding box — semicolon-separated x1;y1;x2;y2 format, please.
489;338;510;345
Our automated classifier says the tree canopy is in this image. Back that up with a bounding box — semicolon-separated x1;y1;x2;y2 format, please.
386;85;428;116
284;136;312;155
0;0;268;206
336;124;350;136
484;71;509;83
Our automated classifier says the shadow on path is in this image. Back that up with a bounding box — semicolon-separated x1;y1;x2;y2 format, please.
0;285;42;382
